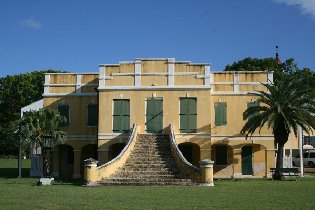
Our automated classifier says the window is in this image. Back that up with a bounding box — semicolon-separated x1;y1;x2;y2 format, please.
214;102;227;126
310;153;315;158
303;153;309;158
87;104;98;126
113;99;130;133
58;104;70;126
215;145;228;165
180;98;197;133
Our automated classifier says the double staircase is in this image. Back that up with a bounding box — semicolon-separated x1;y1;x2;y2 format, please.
100;134;195;186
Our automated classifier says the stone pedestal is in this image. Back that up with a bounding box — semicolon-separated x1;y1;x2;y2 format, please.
199;159;214;186
30;154;43;177
84;158;99;184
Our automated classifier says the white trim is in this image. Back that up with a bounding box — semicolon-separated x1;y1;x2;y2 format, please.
45;72;98;75
204;65;210;86
76;74;82;93
99;66;106;87
211;91;257;95
43;93;97;97
110;72;199;76
212;82;268;85
44;74;50;94
167;58;175;86
233;73;239;92
98;86;211;91
213;71;272;74
45;83;98;87
134;59;141;86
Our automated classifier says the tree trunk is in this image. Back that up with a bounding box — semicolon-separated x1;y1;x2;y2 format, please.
274;142;284;180
42;146;51;178
273;118;289;180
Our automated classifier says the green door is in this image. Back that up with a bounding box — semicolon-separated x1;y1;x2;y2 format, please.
242;146;253;175
180;98;197;133
146;98;163;133
113;99;130;133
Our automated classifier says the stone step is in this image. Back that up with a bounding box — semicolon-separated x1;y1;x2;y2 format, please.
100;134;195;186
101;178;194;185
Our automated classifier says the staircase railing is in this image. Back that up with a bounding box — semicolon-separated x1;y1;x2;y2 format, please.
85;123;138;182
168;124;200;182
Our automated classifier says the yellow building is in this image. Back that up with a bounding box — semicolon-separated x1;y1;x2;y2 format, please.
43;58;276;180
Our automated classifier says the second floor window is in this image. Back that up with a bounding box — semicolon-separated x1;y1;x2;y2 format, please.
87;104;98;127
58;104;70;126
214;102;227;126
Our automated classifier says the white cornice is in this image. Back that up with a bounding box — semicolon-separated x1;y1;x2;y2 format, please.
98;86;211;91
43;93;97;97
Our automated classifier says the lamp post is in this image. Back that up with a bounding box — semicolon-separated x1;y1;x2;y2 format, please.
18;125;24;178
42;133;53;178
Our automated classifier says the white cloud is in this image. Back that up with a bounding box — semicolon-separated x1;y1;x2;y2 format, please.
21;17;41;29
273;0;315;20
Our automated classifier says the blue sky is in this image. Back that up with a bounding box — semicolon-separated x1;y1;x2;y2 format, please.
0;0;314;78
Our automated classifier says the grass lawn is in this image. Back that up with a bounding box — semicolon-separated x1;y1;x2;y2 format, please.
1;158;315;209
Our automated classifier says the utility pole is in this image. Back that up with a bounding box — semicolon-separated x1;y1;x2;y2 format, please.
298;126;304;177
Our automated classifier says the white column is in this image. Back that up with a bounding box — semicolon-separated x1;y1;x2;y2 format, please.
233;73;239;92
76;74;82;93
135;59;141;86
204;65;210;86
99;65;106;87
44;74;50;94
167;58;175;86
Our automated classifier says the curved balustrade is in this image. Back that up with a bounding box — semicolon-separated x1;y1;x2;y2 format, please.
168;124;201;182
84;123;138;183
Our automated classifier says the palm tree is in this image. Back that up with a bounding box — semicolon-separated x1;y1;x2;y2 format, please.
241;76;315;179
19;108;67;177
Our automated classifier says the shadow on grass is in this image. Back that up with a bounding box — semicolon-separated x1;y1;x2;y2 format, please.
52;178;84;186
0;168;30;178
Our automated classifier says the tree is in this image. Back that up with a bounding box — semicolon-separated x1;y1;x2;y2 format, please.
240;76;315;179
0;70;66;156
19;108;67;177
224;57;315;87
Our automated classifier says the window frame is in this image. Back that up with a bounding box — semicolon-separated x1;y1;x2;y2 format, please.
58;104;70;127
214;102;227;126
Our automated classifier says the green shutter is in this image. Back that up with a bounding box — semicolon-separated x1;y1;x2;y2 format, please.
113;100;130;133
58;105;69;126
215;103;227;126
146;98;163;133
87;104;98;126
180;98;197;133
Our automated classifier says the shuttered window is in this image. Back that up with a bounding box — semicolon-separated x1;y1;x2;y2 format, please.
87;104;98;126
113;99;130;133
214;102;227;126
58;104;70;126
146;98;163;133
180;98;197;133
215;145;228;165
